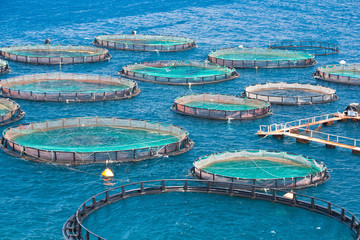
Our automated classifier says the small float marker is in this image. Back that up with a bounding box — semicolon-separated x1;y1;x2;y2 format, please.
101;168;114;178
283;192;294;199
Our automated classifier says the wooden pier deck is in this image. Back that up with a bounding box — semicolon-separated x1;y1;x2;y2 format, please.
256;113;360;155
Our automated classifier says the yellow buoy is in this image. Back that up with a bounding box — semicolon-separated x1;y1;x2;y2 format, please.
283;192;294;199
101;168;114;178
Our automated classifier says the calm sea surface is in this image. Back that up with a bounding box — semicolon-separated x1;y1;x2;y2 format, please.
0;0;359;239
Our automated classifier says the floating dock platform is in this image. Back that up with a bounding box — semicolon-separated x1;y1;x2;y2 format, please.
256;113;360;155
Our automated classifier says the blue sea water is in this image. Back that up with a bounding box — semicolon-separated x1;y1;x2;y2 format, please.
0;0;359;239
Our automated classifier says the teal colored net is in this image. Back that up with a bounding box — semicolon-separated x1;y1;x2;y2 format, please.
1;45;108;58
96;34;194;46
184;100;260;111
126;62;234;78
194;150;325;180
210;47;313;61
318;64;360;78
12;126;180;152
176;94;269;111
5;79;128;93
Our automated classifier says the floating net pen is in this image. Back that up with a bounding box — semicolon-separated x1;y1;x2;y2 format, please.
0;98;25;126
0;45;111;64
192;150;329;189
0;59;11;73
94;34;196;52
244;82;338;105
208;47;316;68
313;63;360;85
171;93;271;120
0;73;140;102
120;60;239;85
63;179;360;240
1;117;194;165
269;41;339;56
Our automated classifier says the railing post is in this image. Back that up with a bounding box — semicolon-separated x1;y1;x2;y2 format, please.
184;180;188;191
162;180;165;191
293;193;297;205
341;208;345;221
273;190;277;201
327;202;331;214
311;197;315;209
140;182;144;193
207;181;210;192
92;197;96;207
122;186;125;197
85;231;90;240
105;191;109;203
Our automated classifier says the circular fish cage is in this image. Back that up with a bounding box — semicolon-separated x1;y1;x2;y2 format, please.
1;117;194;165
313;63;360;85
0;73;140;102
269;41;339;56
0;98;25;126
0;59;11;73
171;94;271;120
192;150;329;189
208;47;316;68
0;45;111;64
244;82;339;105
120;60;239;85
62;179;360;240
94;34;196;52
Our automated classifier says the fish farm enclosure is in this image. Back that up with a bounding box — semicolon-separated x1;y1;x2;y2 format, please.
314;63;360;85
244;82;338;105
94;34;196;52
120;60;239;85
0;73;140;102
0;0;360;239
192;150;329;189
208;47;317;68
269;41;339;56
1;117;194;164
0;98;25;125
0;45;111;64
171;93;271;120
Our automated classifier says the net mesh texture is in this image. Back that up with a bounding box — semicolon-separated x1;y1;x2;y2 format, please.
2;117;193;164
94;34;196;52
0;73;140;102
193;150;328;189
0;45;111;64
314;63;360;85
208;47;316;68
121;60;239;85
172;93;271;120
245;82;338;105
269;41;339;56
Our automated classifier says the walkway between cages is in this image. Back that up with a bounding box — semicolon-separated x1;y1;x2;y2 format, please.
256;113;360;155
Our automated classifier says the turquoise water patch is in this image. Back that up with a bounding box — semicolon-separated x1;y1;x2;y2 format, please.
7;50;101;58
6;80;128;93
131;65;231;78
185;100;260;111
112;39;189;46
12;126;180;152
82;192;354;240
324;69;360;78
254;89;320;97
202;159;321;179
217;52;310;61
